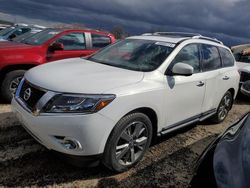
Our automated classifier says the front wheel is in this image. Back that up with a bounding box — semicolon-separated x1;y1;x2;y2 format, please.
102;113;152;172
1;70;25;102
211;91;233;123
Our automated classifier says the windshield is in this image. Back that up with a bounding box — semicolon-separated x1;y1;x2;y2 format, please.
0;26;15;36
88;39;175;72
12;30;42;42
22;29;60;45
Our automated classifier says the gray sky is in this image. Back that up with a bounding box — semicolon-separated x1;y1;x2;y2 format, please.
0;0;249;46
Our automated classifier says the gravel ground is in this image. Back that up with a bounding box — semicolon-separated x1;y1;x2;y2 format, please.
0;95;249;188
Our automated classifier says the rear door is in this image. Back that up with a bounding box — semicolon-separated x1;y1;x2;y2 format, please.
200;44;223;113
218;47;239;96
47;32;93;62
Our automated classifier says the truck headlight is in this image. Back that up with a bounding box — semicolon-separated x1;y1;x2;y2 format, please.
42;94;115;113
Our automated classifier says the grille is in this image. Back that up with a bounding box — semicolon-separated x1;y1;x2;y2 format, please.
19;80;46;110
240;72;250;82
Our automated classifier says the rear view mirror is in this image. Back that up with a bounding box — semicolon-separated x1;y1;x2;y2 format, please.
171;63;194;76
50;42;64;51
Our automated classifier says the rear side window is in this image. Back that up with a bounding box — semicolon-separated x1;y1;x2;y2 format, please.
201;44;221;71
219;47;235;67
91;34;111;49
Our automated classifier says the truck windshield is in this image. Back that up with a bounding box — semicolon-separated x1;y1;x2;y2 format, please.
88;39;175;72
0;27;15;36
12;30;42;42
22;29;60;45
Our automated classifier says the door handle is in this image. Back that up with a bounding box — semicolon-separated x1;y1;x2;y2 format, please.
197;81;205;87
223;76;230;80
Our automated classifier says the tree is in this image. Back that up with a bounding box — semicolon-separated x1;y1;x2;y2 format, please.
111;25;129;39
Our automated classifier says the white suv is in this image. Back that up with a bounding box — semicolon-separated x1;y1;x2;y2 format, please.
12;32;240;172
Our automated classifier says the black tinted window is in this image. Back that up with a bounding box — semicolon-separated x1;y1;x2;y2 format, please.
171;44;200;73
219;47;235;67
201;44;221;71
91;34;111;48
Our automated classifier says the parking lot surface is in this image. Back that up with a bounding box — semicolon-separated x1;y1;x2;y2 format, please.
0;96;249;188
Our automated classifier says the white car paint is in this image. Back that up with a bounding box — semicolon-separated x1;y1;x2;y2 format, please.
12;34;240;158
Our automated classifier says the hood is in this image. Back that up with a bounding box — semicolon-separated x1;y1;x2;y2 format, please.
0;41;33;50
25;58;144;94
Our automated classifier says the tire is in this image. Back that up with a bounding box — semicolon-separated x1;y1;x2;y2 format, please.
102;113;153;172
211;91;233;123
1;70;26;102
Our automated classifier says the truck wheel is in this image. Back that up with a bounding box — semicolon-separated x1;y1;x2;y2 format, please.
102;113;152;172
1;70;25;102
211;91;233;123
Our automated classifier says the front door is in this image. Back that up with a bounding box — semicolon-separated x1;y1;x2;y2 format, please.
164;44;206;127
47;32;94;62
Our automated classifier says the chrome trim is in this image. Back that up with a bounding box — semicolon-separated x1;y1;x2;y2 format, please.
33;91;58;116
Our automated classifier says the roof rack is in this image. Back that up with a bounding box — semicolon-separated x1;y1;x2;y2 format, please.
192;35;223;45
141;32;223;45
154;32;202;37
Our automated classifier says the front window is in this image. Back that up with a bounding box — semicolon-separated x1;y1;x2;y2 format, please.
57;32;86;50
88;39;174;72
170;44;200;73
22;29;60;45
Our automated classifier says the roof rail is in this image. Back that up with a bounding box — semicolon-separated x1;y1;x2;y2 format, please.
192;35;223;45
153;32;202;37
141;32;224;45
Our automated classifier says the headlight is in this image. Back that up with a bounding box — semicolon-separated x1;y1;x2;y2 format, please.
42;94;115;113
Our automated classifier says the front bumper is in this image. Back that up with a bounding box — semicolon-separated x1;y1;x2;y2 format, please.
11;98;116;156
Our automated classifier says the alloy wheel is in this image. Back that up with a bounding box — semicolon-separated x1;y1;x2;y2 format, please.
218;94;232;121
9;76;22;96
115;121;149;166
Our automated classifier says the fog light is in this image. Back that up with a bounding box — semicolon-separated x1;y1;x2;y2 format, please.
56;136;82;150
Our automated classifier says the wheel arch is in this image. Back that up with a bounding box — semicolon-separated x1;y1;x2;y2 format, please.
0;64;36;80
125;107;158;140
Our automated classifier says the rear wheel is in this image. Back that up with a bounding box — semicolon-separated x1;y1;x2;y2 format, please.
1;70;25;102
102;113;152;172
211;91;233;123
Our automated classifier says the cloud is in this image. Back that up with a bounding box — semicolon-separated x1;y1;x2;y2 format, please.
0;0;249;45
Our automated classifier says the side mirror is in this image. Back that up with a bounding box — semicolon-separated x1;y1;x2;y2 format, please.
50;42;64;51
171;63;194;76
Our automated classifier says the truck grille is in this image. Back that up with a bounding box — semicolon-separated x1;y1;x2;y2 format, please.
240;72;250;83
19;80;46;110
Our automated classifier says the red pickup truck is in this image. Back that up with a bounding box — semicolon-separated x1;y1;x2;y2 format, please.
0;28;116;102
